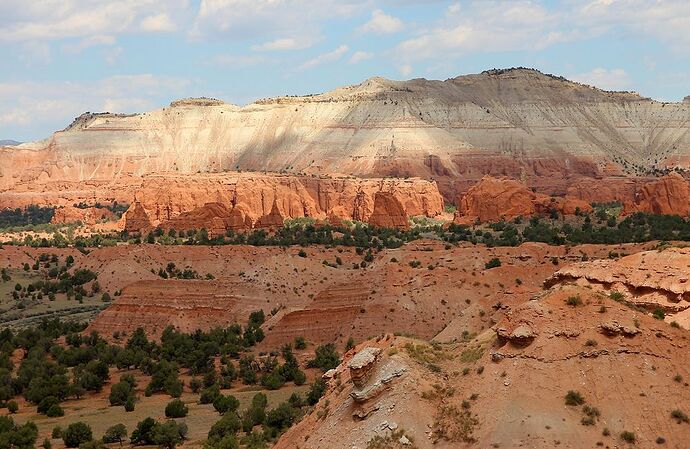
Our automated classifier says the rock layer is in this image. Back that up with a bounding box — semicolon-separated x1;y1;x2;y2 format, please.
623;172;690;216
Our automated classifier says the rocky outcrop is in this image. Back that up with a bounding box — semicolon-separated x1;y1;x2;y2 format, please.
51;205;116;225
255;200;284;229
159;202;253;236
453;176;592;224
122;201;152;234
348;347;381;388
86;279;269;341
454;176;536;223
545;248;690;325
0;172;443;228
623;173;690;216
368;192;409;230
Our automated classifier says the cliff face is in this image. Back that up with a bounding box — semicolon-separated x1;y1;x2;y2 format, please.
453;176;592;224
3;68;689;200
623;172;690;216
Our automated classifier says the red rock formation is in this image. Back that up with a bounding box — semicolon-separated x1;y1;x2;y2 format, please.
454;176;593;224
122;201;152;234
51;205;115;225
86;279;269;341
623;173;690;216
454;176;537;224
158;202;254;236
368;191;409;229
0;172;444;229
255;200;284;229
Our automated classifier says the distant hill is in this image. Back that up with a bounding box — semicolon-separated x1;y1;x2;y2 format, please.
2;68;689;199
0;140;21;146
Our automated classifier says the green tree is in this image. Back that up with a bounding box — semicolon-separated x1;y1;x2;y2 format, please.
164;399;189;418
102;424;127;445
62;422;93;448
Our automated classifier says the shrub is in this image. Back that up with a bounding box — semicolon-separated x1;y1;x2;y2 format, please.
63;422;93;448
307;378;327;405
565;295;583;307
165;399;188;418
653;308;665;320
46;404;64;417
620;431;636;443
307;344;340;372
294;336;307;350
124;395;136;412
671;409;689;423
7;401;18;413
565;390;585;406
102;424;127;444
484;258;501;269
52;427;62;439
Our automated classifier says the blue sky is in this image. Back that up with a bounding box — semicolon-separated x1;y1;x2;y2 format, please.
1;0;689;141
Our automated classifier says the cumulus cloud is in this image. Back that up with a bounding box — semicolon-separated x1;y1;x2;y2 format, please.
140;13;177;32
299;45;349;70
349;51;374;64
0;74;190;137
570;68;633;91
358;9;404;34
0;0;187;42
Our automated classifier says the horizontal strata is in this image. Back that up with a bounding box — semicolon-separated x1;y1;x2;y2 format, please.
1;68;688;200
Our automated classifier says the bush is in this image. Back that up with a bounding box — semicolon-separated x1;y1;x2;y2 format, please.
484;258;501;269
671;409;689;423
620;431;636;443
7;401;18;413
125;395;136;412
307;378;327;405
52;426;62;439
565;295;583;307
109;381;132;406
653;308;665;320
63;422;93;448
564;390;585;406
294;336;307;350
165;399;189;418
102;424;127;444
46;404;64;417
307;344;340;372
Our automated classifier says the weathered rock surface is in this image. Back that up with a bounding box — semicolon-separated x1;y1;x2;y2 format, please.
348;347;382;388
51;205;115;225
121;201;152;234
159;202;252;236
3;68;689;201
367;192;409;229
255;200;284;229
86;279;268;341
545;247;690;325
453;176;592;224
623;172;690;216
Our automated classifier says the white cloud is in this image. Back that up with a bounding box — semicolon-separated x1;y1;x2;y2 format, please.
358;9;404;34
394;1;559;62
298;45;349;71
0;0;188;42
570;68;632;91
140;13;177;32
399;64;413;76
0;75;190;135
251;37;313;51
349;51;373;64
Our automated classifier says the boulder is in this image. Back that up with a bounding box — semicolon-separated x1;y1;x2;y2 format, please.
368;192;409;230
348;347;381;388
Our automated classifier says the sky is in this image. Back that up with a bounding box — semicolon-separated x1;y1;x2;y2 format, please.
0;0;689;141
